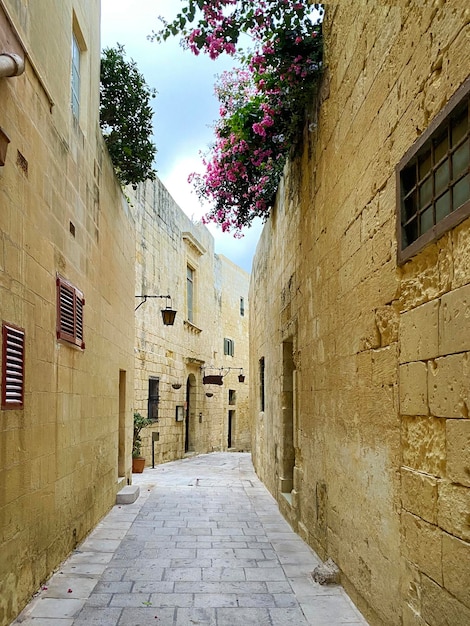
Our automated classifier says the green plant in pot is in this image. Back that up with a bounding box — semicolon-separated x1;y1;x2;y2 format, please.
132;411;152;473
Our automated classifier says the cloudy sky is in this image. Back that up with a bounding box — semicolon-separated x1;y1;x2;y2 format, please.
100;0;263;273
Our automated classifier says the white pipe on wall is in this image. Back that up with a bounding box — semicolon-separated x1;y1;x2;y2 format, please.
0;52;24;77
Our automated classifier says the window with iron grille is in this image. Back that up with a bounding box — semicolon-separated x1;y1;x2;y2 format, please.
2;322;25;410
148;377;159;421
224;337;234;356
398;77;470;263
56;276;85;348
259;357;265;412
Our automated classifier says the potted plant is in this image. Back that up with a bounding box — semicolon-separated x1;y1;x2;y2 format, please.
132;411;152;473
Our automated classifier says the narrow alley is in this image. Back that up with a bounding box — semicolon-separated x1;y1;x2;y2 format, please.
12;453;368;626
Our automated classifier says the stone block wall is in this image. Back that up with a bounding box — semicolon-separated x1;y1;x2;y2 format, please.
130;180;250;464
250;2;470;625
0;2;135;624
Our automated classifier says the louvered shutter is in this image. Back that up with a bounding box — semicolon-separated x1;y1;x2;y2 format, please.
2;323;25;409
56;276;85;348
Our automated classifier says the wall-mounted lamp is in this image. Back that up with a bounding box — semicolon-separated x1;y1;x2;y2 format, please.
201;366;246;385
135;295;177;326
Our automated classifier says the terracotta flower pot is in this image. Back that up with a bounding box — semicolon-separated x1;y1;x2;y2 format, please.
132;457;145;473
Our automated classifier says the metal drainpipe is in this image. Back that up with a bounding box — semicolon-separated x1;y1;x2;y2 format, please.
0;52;25;78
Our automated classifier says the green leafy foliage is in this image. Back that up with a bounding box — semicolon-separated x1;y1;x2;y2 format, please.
100;45;157;188
133;411;153;458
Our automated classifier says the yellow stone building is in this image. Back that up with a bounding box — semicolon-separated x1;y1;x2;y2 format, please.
0;1;135;624
131;180;250;465
250;3;470;625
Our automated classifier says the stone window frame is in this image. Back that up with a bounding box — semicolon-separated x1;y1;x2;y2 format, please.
1;322;25;410
186;264;195;324
71;13;86;121
397;75;470;264
224;337;235;357
56;275;85;349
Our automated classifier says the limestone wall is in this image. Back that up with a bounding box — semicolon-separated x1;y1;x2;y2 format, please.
130;180;250;465
0;1;135;624
250;3;470;625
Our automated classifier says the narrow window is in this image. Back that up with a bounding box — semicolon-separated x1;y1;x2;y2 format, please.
187;265;194;323
240;297;245;317
398;77;470;263
259;357;265;412
228;389;236;405
148;377;159;421
56;276;85;348
224;338;234;356
71;32;81;119
2;323;25;410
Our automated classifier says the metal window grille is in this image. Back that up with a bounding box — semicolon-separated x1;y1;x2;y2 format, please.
398;78;470;263
148;377;159;421
259;357;265;412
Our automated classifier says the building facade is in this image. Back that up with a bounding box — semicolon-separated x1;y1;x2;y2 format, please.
250;3;470;625
131;179;250;466
0;2;135;624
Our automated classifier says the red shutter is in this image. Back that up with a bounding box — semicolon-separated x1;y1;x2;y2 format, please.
56;276;85;348
2;323;25;410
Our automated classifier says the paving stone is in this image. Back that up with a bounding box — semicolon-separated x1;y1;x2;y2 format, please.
216;607;271;625
13;453;368;626
175;607;216;625
118;606;175;625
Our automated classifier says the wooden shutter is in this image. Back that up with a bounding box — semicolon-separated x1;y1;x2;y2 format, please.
56;276;85;348
2;323;25;409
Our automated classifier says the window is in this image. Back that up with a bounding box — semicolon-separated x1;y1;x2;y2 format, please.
224;338;234;356
259;357;265;412
240;297;245;316
398;77;470;263
56;276;85;348
187;265;194;323
228;389;236;405
148;377;159;421
2;323;25;410
71;32;81;119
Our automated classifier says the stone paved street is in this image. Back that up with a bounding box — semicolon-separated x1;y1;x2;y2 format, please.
12;453;368;626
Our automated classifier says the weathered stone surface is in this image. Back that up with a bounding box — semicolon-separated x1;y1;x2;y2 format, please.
428;354;469;418
401;416;446;477
422;574;470;626
249;4;470;626
439;283;470;355
442;533;470;608
438;481;470;542
399;362;428;416
401;512;442;585
311;558;340;585
401;468;438;524
399;300;439;364
446;418;470;487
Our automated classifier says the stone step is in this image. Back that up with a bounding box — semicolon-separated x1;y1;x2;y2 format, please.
116;485;140;504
